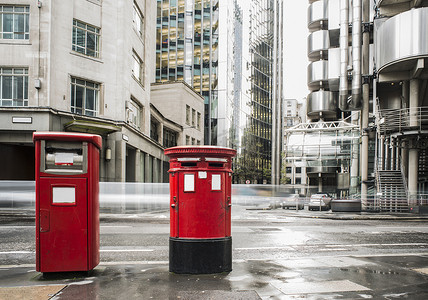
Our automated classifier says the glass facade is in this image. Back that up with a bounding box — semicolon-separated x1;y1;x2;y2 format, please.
156;0;282;184
156;0;219;145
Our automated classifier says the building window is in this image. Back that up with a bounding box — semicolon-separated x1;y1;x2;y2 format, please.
150;119;159;142
0;6;29;40
132;50;144;85
191;108;195;127
186;105;190;125
296;167;301;174
0;68;28;106
186;135;190;145
127;98;142;129
197;112;201;130
70;77;99;116
286;167;292;173
295;178;301;184
197;140;201;145
191;137;195;145
133;1;145;39
72;20;100;58
163;127;177;148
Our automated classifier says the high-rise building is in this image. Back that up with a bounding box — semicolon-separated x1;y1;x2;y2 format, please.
156;0;284;184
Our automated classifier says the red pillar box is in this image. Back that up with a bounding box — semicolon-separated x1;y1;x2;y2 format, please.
33;132;101;273
165;146;237;274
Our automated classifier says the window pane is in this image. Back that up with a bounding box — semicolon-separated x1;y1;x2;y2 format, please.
14;13;24;32
75;85;84;111
25;14;29;33
86;32;96;56
3;13;12;33
13;75;24;99
70;85;75;107
24;76;28;99
2;76;12;99
86;89;95;111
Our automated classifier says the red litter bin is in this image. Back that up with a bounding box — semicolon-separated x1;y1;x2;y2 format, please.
165;146;237;274
33;132;101;273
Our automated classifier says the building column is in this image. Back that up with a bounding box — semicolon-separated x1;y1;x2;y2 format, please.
408;79;420;204
360;0;370;208
115;138;126;182
105;134;116;182
135;149;142;182
379;135;385;170
145;153;151;183
384;137;390;170
391;137;396;170
401;140;408;180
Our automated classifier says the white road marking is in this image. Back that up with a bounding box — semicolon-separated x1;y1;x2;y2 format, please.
100;249;154;252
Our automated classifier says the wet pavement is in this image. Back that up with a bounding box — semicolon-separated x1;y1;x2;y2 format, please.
1;206;428;299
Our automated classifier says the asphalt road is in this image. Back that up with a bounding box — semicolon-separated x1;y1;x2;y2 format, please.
1;206;428;299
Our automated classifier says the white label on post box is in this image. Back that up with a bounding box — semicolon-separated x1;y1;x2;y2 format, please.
184;174;195;192
198;171;207;179
55;152;74;165
212;174;221;191
52;187;75;204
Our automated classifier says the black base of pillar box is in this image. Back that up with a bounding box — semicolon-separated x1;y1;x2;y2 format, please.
169;237;232;274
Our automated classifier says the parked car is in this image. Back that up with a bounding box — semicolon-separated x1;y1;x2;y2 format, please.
308;193;332;211
281;194;304;210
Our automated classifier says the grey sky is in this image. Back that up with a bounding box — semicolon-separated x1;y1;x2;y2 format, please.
283;1;308;102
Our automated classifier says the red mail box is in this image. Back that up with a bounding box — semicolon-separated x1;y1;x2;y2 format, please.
165;146;236;274
33;132;101;273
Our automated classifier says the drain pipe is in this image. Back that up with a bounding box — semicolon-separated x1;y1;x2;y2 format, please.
339;0;349;111
351;0;362;109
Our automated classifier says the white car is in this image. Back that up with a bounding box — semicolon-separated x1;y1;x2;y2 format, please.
308;193;332;211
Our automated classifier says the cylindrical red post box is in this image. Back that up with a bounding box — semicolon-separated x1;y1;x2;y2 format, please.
165;146;237;274
33;132;101;273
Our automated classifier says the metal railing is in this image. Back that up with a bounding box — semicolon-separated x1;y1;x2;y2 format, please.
377;106;428;134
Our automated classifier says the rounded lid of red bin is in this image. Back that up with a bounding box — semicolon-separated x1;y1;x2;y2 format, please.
165;146;236;158
33;131;102;149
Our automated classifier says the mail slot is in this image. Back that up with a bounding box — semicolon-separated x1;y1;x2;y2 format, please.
165;146;237;274
33;132;101;273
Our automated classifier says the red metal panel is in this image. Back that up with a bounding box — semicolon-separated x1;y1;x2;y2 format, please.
177;171;227;238
169;172;179;237
38;177;88;272
87;143;100;269
33;132;102;149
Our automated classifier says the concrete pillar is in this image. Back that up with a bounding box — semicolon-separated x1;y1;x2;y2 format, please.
384;137;390;170
391;137;396;170
360;0;370;208
410;79;419;127
135;149;142;182
380;135;385;170
318;174;322;192
115;139;126;182
105;134;116;182
409;145;419;205
401;140;408;179
145;153;151;183
402;81;409;109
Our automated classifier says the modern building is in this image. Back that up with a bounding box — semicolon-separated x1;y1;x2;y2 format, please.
0;0;199;182
284;0;376;199
373;1;428;212
284;0;427;212
155;0;284;184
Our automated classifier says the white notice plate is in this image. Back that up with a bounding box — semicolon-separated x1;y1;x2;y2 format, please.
212;174;221;191
55;152;74;165
52;187;76;204
184;174;195;192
